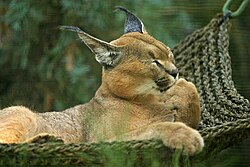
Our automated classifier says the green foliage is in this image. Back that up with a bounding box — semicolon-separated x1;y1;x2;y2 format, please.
0;0;104;111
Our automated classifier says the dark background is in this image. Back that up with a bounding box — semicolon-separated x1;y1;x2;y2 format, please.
0;0;249;166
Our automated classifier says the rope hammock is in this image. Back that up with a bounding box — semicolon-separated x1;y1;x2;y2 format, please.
0;13;249;166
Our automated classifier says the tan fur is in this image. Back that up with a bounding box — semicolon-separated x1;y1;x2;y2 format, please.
0;31;203;155
162;78;201;129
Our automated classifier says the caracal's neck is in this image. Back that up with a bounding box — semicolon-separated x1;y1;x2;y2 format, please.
94;81;161;106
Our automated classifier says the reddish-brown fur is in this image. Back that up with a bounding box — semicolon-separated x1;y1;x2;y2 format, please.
0;31;203;155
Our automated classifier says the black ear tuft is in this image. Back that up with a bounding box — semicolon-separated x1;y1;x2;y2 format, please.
115;6;146;34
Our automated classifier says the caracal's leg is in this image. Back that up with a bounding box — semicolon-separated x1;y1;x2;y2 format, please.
109;122;204;155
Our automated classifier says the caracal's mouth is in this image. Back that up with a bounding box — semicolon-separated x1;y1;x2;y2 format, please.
155;77;177;93
135;77;177;96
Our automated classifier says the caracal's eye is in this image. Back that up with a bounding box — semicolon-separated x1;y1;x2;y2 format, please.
152;60;163;68
153;60;160;65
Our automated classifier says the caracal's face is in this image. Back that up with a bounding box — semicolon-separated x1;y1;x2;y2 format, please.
103;32;178;98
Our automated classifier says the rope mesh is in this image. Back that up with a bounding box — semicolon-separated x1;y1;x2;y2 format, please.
173;14;250;129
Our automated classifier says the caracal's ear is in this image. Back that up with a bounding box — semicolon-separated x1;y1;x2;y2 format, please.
116;6;147;34
60;26;122;67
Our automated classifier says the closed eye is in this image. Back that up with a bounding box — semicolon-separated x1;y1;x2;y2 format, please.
152;60;170;74
153;60;163;68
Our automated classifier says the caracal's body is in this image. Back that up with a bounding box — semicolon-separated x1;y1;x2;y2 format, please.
0;7;203;155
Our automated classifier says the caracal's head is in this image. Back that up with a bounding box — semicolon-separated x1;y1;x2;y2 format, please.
61;7;179;100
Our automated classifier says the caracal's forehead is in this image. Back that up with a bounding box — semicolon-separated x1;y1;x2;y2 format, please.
110;32;173;60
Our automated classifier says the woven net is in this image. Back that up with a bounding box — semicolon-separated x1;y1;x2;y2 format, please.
172;14;250;159
0;14;249;166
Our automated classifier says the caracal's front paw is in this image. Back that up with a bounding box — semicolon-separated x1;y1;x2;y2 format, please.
158;122;204;155
25;133;64;144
